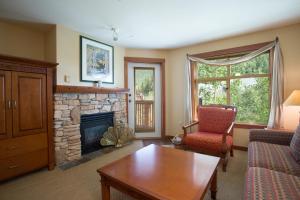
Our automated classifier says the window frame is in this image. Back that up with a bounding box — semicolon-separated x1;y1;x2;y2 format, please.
190;41;274;128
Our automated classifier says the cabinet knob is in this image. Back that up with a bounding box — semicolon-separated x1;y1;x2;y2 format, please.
8;165;19;169
7;100;11;109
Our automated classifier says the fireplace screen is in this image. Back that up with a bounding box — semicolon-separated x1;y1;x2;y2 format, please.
80;112;114;154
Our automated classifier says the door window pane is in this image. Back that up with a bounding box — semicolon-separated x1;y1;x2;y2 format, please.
198;81;227;105
230;77;270;124
134;68;154;101
134;68;155;132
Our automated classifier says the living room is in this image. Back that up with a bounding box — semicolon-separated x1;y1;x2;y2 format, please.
1;0;300;200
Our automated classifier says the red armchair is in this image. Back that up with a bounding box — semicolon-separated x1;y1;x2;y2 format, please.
182;105;237;172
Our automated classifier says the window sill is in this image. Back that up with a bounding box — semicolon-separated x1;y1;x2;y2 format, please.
234;123;267;129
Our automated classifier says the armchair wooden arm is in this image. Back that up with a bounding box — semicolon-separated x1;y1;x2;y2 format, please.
222;122;235;144
227;122;235;135
182;121;198;136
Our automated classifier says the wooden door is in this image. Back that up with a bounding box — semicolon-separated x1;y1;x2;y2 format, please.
0;70;12;139
12;72;47;137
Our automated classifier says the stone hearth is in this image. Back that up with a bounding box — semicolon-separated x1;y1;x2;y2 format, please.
53;93;127;165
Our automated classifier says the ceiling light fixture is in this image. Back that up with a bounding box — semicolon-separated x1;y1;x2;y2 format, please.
111;27;119;41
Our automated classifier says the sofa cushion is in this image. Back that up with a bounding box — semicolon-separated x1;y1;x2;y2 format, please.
245;167;300;200
248;141;300;176
198;107;235;134
290;124;300;163
183;132;232;153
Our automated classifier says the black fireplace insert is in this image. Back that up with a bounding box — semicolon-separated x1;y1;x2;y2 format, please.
80;112;114;154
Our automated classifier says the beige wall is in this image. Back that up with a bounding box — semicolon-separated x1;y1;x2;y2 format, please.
0;20;45;60
166;23;300;146
56;25;125;87
44;25;56;62
1;19;299;147
125;48;168;59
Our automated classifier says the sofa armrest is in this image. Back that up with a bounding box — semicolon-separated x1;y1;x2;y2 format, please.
249;129;294;146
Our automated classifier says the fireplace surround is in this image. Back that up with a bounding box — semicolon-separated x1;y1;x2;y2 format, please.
53;92;127;165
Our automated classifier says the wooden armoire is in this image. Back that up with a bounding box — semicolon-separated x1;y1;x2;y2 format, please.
0;54;57;181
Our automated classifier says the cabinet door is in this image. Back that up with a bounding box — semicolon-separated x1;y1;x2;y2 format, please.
12;72;47;137
0;70;12;139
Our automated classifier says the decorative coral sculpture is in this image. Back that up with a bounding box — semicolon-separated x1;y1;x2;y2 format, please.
100;122;135;147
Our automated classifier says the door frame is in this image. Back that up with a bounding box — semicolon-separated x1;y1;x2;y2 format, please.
124;57;165;139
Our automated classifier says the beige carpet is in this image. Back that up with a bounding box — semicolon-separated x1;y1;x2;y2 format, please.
0;141;247;200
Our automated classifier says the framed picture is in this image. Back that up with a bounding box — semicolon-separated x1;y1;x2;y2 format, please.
80;36;114;84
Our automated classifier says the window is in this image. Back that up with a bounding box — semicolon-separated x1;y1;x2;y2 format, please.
193;48;271;125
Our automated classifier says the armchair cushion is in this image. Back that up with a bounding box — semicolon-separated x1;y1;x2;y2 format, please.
183;132;233;153
198;107;235;134
290;125;300;163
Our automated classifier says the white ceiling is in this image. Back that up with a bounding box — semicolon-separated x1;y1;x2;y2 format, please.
0;0;300;49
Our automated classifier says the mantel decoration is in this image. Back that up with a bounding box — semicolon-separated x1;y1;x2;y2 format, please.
80;36;114;84
100;122;135;147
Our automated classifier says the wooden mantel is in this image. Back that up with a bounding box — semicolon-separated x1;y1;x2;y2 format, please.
55;85;130;94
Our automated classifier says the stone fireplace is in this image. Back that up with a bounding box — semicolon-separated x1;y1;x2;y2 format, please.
53;91;127;165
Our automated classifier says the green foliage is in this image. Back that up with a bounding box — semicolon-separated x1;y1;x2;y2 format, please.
230;77;270;124
199;81;227;105
198;64;227;78
135;69;154;100
198;53;270;124
231;54;269;76
140;77;154;96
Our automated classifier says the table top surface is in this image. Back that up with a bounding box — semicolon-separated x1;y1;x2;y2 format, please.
98;144;220;200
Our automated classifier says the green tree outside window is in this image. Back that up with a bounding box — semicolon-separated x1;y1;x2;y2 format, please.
197;53;270;125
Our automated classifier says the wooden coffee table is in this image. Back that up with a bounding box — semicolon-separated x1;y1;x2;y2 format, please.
97;144;220;200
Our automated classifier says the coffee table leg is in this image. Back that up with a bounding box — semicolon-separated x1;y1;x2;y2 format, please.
210;169;217;200
101;176;110;200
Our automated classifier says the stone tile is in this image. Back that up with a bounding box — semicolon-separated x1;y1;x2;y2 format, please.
63;93;78;99
70;107;80;124
80;109;100;115
54;101;63;105
96;94;108;100
79;94;89;100
54;105;69;110
91;101;99;105
63;100;80;106
88;94;96;99
101;105;112;112
80;105;95;110
109;94;117;98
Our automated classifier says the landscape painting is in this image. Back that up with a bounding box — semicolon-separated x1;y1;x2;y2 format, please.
80;36;114;83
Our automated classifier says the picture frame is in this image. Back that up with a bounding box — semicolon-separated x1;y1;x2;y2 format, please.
80;36;114;84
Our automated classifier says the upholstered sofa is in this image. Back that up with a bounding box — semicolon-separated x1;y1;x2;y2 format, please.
245;128;300;199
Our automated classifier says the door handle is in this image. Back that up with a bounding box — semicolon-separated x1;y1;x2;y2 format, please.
12;100;17;109
7;100;11;109
128;100;132;103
